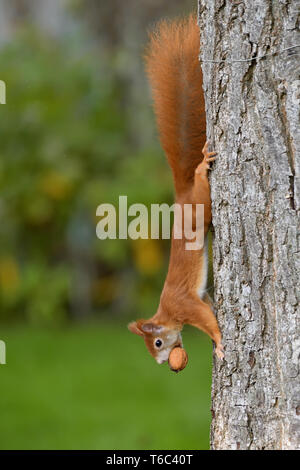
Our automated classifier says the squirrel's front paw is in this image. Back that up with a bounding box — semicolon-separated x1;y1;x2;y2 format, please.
215;343;224;361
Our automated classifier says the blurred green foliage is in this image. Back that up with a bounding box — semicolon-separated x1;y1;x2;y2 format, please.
0;4;214;451
0;28;174;324
0;324;212;449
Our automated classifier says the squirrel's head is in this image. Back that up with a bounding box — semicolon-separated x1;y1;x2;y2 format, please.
128;320;182;364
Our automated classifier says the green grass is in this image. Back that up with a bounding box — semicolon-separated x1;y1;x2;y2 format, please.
0;323;213;450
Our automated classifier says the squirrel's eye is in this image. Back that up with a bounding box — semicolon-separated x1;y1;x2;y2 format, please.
155;339;163;348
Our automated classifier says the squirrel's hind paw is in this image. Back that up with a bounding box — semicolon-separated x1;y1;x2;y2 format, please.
196;142;218;174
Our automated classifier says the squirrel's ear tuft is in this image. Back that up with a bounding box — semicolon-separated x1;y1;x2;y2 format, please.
141;323;164;335
128;321;144;337
128;320;164;336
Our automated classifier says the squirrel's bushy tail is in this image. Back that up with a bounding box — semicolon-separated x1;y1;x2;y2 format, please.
145;15;206;195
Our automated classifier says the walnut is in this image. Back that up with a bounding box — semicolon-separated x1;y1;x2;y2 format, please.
168;347;188;372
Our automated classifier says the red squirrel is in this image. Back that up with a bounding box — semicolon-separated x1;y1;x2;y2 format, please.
128;15;224;364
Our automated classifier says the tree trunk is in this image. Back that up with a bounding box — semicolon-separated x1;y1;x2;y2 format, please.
198;0;300;450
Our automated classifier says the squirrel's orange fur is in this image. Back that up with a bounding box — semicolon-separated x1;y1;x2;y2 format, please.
128;15;224;364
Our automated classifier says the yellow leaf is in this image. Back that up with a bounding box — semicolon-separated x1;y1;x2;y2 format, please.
40;171;72;200
0;257;20;293
133;239;163;275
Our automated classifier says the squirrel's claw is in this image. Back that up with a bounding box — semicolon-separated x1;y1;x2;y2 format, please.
202;140;210;154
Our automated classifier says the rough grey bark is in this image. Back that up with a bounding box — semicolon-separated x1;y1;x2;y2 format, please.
198;0;300;450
